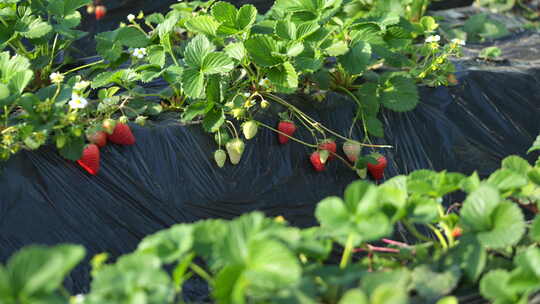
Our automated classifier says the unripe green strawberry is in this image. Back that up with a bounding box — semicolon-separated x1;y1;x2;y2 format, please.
214;149;227;168
119;115;128;124
242;121;258;140
260;99;270;109
102;119;116;134
343;141;362;163
226;138;245;165
356;168;367;179
135;115;147;126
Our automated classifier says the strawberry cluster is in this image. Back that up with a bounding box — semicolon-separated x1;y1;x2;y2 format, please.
77;122;135;175
277;120;388;181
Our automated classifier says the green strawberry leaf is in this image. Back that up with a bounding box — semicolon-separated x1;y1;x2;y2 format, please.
361;269;410;295
355;82;380;116
371;284;408;304
286;41;304;57
185;15;220;37
206;75;223;104
58;136;85;161
201;52;234;75
338;41;372;75
184;35;216;69
7;244;85;296
244;35;283;67
236;4;257;30
479;270;517;303
350;23;385;46
460;185;500;232
203;108;225;133
487;169;528;192
15;14;51;39
325;41;349;56
182;68;205;98
296;21;320;39
147;45;166;68
95;31;123;62
477;201;525;249
182;101;214;122
211;1;237;28
117;26;149;48
48;0;90;17
275;19;297;40
137;224;194;264
339;289;368;304
528;133;540;154
530;216;540;242
267;61;298;93
224;42;246;61
412;265;461;301
365;115;384;138
455;235;487;281
502;156;531;174
380;76;419;112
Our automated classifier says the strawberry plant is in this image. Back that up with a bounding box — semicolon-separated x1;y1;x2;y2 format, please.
2;141;540;303
0;0;464;175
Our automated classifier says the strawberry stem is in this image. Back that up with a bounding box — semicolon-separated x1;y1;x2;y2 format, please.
262;93;392;149
256;121;317;148
427;224;449;250
63;59;105;75
339;234;354;269
403;220;433;243
226;120;239;139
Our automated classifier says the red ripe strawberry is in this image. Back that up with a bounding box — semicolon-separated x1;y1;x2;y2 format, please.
367;154;387;181
277;121;296;144
310;151;326;172
318;139;337;160
77;144;100;175
108;123;135;145
95;5;106;20
87;131;107;148
451;226;463;238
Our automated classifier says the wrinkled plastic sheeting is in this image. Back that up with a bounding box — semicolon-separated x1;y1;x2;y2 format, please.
0;32;539;298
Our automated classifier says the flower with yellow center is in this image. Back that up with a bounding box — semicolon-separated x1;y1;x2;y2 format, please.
425;35;440;43
50;72;64;84
73;80;90;91
451;38;466;46
68;93;88;109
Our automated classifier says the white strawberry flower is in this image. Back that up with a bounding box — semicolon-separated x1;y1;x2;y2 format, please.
258;78;271;87
131;48;147;59
451;38;466;46
425;35;441;43
127;14;135;22
73;80;91;91
68;93;88;109
50;72;64;84
242;92;251;98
